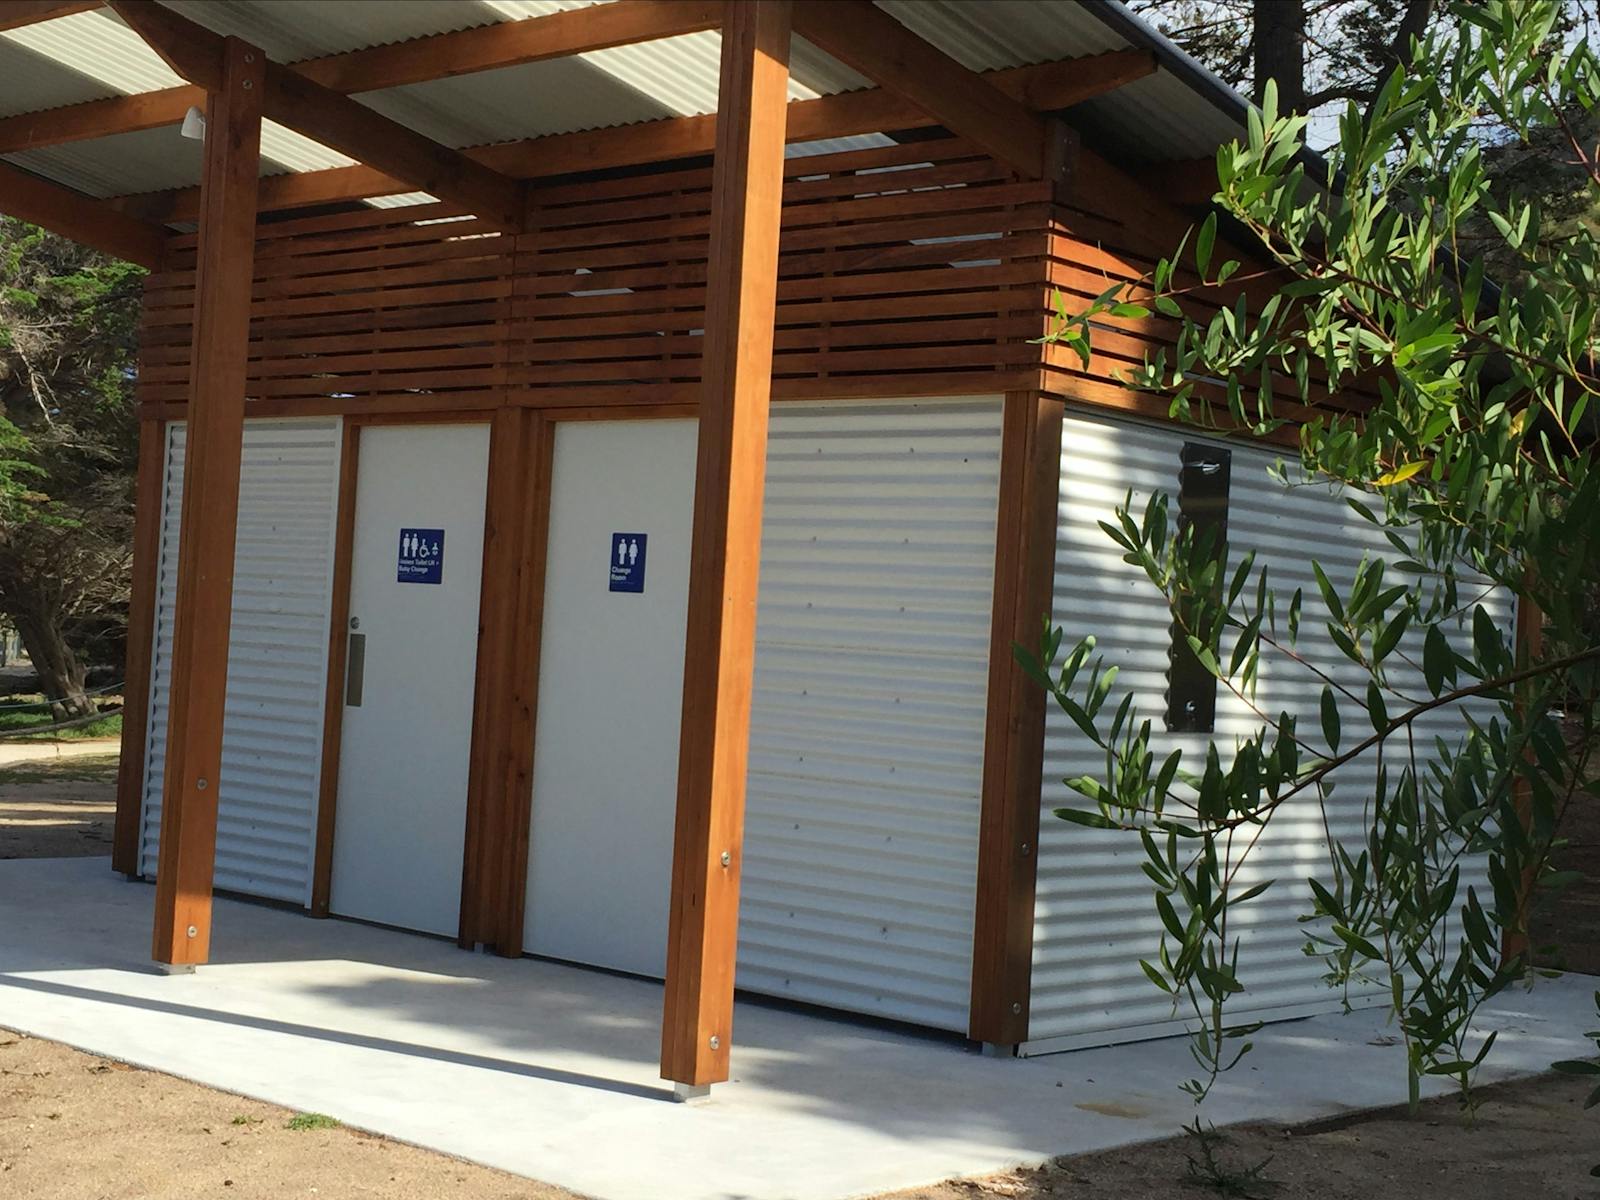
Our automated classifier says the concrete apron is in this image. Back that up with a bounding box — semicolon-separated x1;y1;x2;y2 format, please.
0;857;1591;1200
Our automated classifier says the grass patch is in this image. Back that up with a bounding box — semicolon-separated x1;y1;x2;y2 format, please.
230;1114;262;1126
0;694;122;741
285;1112;340;1132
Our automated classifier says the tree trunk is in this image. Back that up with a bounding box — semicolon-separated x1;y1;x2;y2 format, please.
8;606;95;721
1254;0;1306;113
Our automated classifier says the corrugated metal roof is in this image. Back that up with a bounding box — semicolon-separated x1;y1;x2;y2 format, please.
0;0;1255;202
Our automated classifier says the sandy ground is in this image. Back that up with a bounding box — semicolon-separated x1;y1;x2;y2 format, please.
0;741;118;861
0;1035;576;1200
0;1034;1594;1200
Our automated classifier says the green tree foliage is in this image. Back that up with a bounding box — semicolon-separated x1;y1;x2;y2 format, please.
1030;0;1600;1117
0;217;142;718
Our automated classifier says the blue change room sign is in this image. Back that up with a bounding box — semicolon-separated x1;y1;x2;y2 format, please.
610;532;647;593
397;528;444;584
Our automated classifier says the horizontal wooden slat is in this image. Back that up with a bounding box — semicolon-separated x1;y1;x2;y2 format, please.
137;133;1363;430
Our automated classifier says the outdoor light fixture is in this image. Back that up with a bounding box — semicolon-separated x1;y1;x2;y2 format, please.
179;105;206;141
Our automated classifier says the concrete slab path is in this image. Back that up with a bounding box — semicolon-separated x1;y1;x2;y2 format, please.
0;857;1591;1200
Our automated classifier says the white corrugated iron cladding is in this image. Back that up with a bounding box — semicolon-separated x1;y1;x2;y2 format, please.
139;420;343;905
1027;411;1511;1053
740;398;1003;1031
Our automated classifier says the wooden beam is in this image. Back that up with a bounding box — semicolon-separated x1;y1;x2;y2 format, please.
0;1;98;32
0;159;165;266
106;0;223;88
1;1;717;154
115;50;1159;222
660;0;790;1092
107;0;525;230
968;391;1063;1048
111;414;164;877
149;36;262;967
0;86;201;155
791;0;1056;179
296;0;720;93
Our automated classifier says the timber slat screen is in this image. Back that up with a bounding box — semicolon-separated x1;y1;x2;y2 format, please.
140;206;514;417
135;136;1056;416
134;135;1376;424
1040;154;1380;425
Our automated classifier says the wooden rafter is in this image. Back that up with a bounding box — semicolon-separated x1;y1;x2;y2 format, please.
0;86;203;155
0;1;98;32
296;0;719;92
791;0;1058;180
0;0;719;154
106;0;525;230
0;158;165;265
113;50;1160;223
660;0;791;1093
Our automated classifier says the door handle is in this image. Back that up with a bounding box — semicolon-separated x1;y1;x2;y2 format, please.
345;632;366;707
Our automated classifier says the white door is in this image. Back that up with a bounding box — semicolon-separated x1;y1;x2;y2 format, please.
331;423;490;937
524;419;697;976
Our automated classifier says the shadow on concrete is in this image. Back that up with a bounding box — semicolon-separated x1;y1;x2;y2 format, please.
0;972;673;1102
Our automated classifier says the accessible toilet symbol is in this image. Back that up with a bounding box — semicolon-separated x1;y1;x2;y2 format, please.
397;527;445;585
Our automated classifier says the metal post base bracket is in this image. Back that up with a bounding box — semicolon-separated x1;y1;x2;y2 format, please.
671;1082;712;1104
980;1042;1018;1059
153;961;196;976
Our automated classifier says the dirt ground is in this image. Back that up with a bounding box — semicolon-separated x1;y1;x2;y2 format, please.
0;1036;1594;1200
0;1036;575;1200
0;746;117;860
884;1074;1600;1200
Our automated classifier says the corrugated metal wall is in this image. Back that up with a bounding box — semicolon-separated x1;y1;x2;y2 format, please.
138;418;343;906
737;397;1004;1031
1027;410;1512;1052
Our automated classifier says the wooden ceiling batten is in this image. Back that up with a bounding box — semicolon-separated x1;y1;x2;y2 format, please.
112;50;1160;223
0;0;720;154
107;0;526;230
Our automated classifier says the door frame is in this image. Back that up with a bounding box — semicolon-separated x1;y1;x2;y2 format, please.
308;412;495;928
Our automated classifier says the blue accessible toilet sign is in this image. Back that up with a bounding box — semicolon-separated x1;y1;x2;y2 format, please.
397;528;444;584
609;532;647;593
